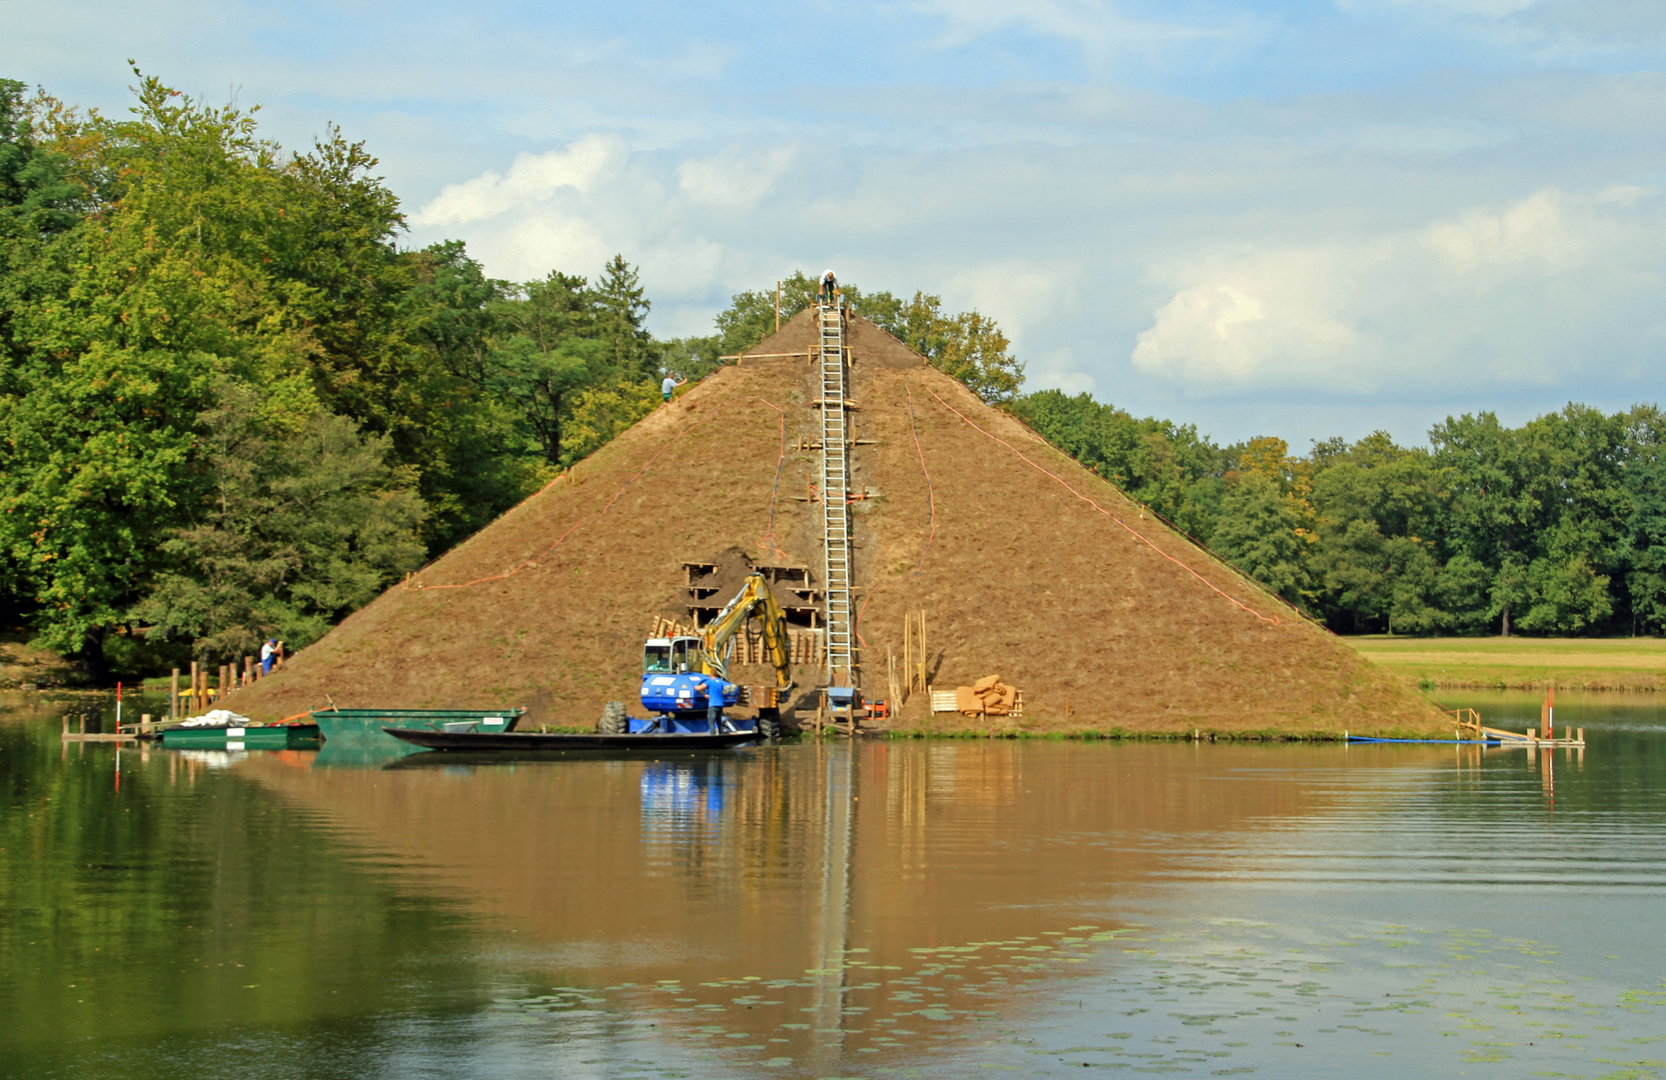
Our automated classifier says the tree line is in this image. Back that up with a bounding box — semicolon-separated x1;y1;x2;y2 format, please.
1009;392;1666;638
0;74;1019;679
12;69;1636;687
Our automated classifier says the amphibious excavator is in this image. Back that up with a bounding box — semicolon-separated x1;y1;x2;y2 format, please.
600;570;796;738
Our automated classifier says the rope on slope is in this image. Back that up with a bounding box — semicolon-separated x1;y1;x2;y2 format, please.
921;384;1281;627
403;396;789;592
853;383;938;650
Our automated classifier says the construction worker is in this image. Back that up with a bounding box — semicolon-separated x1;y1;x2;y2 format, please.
819;269;837;305
661;372;686;403
260;638;278;675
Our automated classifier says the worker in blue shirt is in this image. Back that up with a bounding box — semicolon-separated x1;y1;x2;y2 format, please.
661;372;685;402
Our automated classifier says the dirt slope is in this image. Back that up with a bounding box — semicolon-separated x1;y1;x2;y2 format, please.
227;308;1447;736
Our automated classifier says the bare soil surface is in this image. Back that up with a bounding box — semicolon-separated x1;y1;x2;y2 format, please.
227;309;1448;737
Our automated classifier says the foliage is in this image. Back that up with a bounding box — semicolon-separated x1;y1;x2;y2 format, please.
560;378;662;468
1209;473;1310;606
1012;387;1666;637
864;290;1025;404
0;71;666;672
1008;389;1226;540
131;381;425;657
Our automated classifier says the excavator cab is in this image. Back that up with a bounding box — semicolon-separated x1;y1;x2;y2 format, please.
643;637;700;675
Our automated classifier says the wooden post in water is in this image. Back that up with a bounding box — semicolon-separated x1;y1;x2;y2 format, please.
170;668;180;723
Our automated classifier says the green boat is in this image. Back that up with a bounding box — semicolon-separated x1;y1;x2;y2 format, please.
309;707;526;764
160;723;320;749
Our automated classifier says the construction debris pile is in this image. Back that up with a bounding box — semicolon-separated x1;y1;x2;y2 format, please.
956;674;1021;717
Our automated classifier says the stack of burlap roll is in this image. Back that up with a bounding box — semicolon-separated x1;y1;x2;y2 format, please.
955;674;1018;716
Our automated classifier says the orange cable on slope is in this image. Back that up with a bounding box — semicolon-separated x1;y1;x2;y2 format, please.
922;384;1281;626
853;384;939;650
403;396;789;592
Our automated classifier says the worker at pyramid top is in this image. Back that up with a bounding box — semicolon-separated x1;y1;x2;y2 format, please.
819;269;837;305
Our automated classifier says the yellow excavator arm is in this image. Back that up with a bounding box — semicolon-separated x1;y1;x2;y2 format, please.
697;571;795;695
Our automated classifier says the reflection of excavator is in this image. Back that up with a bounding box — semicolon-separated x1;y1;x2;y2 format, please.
601;571;796;738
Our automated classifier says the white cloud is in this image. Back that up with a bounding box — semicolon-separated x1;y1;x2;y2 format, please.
1027;346;1098;396
1132;253;1359;384
410;134;628;228
677;147;795;209
946;259;1078;348
1130;186;1666;393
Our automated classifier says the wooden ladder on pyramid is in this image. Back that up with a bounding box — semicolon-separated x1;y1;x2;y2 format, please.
819;303;855;687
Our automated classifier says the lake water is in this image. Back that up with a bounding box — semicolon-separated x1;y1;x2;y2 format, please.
3;691;1664;1079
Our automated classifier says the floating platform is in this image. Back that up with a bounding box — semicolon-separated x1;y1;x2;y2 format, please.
383;727;760;752
59;716;138;743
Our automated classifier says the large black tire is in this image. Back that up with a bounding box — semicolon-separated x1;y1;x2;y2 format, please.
757;712;781;739
600;701;627;735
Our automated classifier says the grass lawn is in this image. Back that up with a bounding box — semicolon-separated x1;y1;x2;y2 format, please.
1345;634;1666;691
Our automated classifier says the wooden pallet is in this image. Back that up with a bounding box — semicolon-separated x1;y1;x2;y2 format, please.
929;689;1025;718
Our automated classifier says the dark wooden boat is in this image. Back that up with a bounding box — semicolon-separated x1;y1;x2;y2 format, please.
382;727;762;752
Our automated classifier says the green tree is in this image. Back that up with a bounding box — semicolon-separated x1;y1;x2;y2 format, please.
487;269;607;467
864;291;1024;403
592;253;656;377
1623;405;1666;634
1308;433;1444;632
1009;388;1227;539
0;73;288;673
1210;472;1311;606
132;381;425;660
560;377;661;467
708;269;818;360
398;241;540;546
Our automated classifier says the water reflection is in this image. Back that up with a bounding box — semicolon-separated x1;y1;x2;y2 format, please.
5;693;1666;1079
640;759;727;834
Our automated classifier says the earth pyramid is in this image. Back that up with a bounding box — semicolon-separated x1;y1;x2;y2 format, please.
228;307;1447;736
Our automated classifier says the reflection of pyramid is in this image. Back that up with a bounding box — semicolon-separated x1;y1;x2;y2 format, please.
229;308;1445;736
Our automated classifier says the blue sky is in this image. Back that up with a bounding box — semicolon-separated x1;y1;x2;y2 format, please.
5;0;1665;449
